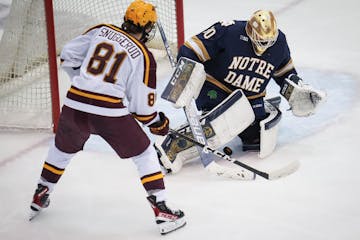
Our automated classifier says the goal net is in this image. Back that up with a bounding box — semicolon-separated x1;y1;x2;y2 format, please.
0;0;184;131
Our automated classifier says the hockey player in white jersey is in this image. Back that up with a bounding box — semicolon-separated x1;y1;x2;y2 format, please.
29;0;185;235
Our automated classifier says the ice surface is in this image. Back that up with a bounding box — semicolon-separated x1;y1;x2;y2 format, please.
1;0;360;239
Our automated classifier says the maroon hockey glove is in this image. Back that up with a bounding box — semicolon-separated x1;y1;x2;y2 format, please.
149;112;169;136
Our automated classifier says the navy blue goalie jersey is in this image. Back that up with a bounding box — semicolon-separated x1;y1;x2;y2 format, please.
177;20;297;99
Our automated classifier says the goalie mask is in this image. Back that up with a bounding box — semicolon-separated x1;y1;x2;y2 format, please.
122;0;157;43
245;10;279;56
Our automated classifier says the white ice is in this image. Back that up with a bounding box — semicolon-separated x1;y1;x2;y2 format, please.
1;0;360;239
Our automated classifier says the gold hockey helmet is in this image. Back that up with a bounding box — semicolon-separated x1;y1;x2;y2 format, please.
124;0;157;28
245;10;279;56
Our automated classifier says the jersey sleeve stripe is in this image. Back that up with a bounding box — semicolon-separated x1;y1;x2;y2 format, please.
132;112;157;124
273;59;294;77
184;36;211;62
184;42;205;62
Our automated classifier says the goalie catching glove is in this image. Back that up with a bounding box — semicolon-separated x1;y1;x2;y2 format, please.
149;112;170;136
280;74;326;117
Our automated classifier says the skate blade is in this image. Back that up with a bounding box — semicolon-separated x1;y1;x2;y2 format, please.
29;209;40;221
159;218;186;235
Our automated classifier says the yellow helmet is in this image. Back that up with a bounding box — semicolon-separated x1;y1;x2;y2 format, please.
124;0;157;28
245;10;279;56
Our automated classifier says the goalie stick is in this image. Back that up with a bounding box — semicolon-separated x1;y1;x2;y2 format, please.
169;129;298;180
157;21;254;180
157;20;177;68
183;100;256;180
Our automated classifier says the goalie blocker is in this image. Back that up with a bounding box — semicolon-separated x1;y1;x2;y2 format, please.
161;57;206;108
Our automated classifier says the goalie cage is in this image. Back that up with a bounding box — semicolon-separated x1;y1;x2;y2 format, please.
0;0;184;132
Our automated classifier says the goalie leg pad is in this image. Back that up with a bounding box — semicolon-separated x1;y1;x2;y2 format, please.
156;121;216;173
155;138;184;174
157;90;255;173
259;100;282;158
205;89;255;148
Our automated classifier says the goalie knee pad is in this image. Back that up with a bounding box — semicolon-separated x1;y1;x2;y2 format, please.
157;89;255;173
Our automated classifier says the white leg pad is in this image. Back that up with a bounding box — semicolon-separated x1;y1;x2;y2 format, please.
259;100;282;158
207;89;255;148
157;90;255;173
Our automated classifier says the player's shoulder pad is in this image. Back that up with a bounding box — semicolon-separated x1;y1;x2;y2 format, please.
196;21;228;41
269;28;290;55
206;20;245;40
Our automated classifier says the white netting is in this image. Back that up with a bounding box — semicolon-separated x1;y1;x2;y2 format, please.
0;0;181;130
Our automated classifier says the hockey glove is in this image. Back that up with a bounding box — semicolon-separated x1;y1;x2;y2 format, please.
280;74;326;117
149;112;170;136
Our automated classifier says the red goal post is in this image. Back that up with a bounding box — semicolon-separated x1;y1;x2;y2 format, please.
0;0;184;132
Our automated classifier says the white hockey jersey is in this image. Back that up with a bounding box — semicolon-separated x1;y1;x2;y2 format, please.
60;24;159;125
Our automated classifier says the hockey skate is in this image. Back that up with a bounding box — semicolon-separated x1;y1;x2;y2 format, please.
147;195;186;235
29;184;50;221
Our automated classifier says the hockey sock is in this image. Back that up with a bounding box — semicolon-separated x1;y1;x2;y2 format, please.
132;145;166;201
38;140;75;192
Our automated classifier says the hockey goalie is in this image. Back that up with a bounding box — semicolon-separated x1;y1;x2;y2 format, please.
157;60;325;174
157;10;326;174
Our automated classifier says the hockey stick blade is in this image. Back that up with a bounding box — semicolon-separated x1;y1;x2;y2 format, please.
205;161;256;180
183;102;255;180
